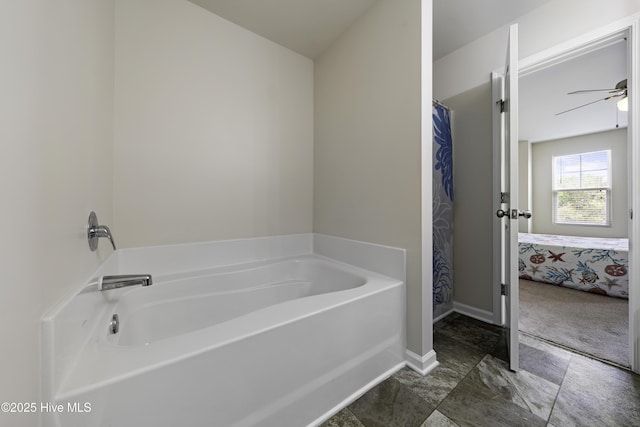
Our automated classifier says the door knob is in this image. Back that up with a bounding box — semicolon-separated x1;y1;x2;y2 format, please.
518;210;532;219
496;209;532;219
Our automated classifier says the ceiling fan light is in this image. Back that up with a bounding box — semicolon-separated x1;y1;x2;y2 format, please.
617;96;628;112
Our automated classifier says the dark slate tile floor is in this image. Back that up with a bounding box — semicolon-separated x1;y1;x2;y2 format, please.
322;312;640;427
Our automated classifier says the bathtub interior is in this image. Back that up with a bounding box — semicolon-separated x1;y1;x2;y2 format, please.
108;256;369;346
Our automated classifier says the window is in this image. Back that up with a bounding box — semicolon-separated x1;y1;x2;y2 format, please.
552;150;611;226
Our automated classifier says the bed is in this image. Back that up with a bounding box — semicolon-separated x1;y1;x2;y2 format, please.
518;233;629;299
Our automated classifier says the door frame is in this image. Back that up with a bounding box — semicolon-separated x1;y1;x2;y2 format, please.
492;14;640;372
492;73;505;327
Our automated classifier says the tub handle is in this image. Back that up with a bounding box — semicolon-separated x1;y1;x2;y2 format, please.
87;211;116;251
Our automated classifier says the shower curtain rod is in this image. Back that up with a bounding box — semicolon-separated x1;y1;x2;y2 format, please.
432;98;451;111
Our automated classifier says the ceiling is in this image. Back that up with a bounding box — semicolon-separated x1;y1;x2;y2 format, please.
520;41;628;143
432;0;553;60
187;0;553;60
186;0;377;59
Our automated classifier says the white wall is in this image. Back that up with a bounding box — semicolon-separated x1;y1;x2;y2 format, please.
435;0;640;318
531;128;628;237
314;0;427;355
114;0;313;248
0;1;114;425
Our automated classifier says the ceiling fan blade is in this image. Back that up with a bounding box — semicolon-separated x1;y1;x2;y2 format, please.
555;94;622;116
568;88;618;94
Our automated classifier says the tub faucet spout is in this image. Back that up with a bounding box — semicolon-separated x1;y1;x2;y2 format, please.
99;274;153;291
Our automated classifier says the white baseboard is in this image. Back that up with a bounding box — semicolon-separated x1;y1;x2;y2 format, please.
405;349;439;376
453;301;496;325
433;308;455;323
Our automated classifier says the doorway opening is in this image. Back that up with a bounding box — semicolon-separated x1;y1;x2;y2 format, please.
510;20;640;372
518;37;631;368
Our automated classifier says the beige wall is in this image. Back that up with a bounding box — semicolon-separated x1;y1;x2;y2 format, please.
2;0;428;413
445;83;494;313
314;0;425;354
531;128;628;237
0;1;114;424
114;0;313;248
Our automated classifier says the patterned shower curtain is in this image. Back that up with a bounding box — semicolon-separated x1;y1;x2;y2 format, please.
433;103;454;313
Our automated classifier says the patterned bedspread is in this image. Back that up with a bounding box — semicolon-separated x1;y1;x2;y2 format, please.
518;233;629;299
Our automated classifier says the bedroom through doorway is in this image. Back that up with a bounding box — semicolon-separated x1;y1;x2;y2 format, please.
517;34;631;368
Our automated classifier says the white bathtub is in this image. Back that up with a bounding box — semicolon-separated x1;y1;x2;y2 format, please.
44;236;405;427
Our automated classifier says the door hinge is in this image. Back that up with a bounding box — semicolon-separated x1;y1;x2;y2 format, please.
500;192;509;204
501;283;508;296
497;99;507;113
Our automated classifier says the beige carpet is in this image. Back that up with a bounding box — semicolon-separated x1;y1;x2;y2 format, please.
519;279;629;367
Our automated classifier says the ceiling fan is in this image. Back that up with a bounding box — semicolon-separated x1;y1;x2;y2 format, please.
555;79;628;115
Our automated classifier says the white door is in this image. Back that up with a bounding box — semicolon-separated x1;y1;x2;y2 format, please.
495;24;525;372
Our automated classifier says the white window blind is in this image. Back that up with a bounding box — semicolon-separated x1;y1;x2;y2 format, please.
552;150;611;226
